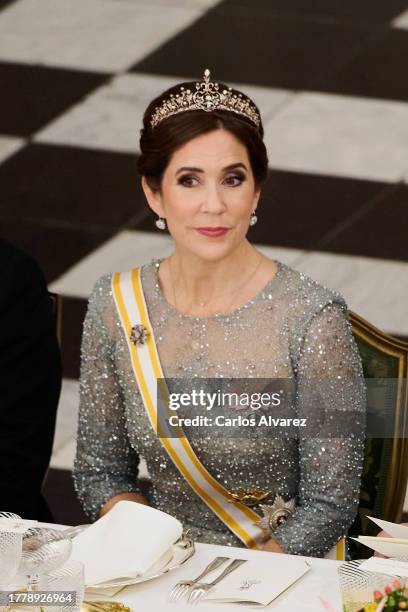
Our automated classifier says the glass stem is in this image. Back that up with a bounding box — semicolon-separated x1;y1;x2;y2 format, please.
26;573;40;591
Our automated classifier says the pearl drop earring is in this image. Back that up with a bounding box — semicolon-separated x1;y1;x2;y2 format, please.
249;212;258;226
155;217;166;230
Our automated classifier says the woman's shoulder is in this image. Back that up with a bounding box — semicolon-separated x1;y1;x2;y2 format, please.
88;258;158;307
88;272;115;304
276;259;348;315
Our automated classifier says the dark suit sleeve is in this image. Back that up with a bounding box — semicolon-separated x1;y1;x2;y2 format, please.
0;245;62;520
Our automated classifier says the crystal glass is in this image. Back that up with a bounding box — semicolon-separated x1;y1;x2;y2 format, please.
338;559;407;612
44;560;85;612
20;528;72;592
0;512;23;588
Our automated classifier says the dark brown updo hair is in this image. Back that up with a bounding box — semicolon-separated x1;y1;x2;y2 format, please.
137;79;269;194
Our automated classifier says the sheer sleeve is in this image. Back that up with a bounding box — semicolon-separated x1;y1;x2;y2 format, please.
273;303;366;557
73;276;142;521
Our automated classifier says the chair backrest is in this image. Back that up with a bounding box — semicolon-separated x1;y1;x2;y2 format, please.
48;291;62;345
348;311;408;558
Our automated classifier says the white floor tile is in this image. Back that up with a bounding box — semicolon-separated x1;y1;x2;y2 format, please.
263;92;408;183
294;250;408;337
35;73;294;153
35;74;187;153
49;230;175;298
52;378;79;455
50;439;76;471
227;82;295;124
254;244;303;267
0;0;206;72
0;135;24;163
138;457;150;480
392;9;408;28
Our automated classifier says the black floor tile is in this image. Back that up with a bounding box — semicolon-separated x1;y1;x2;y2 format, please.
60;297;88;380
241;169;386;251
217;0;408;24
0;143;145;230
130;8;379;91
42;468;88;526
318;28;408;103
0;62;110;137
42;469;152;525
0;219;113;282
321;182;408;261
129;208;162;232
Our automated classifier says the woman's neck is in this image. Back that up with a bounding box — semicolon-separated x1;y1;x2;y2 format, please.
158;241;274;316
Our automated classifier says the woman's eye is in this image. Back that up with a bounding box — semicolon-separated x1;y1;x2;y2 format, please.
178;175;197;187
177;173;246;187
225;174;245;186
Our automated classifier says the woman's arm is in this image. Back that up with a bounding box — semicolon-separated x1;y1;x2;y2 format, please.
272;303;366;557
73;276;146;521
99;492;149;517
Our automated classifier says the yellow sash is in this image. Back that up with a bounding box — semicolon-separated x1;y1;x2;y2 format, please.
111;268;345;559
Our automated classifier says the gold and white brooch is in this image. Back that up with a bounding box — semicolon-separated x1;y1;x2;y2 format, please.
129;324;150;346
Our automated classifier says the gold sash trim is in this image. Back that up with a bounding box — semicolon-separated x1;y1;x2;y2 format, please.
112;268;264;549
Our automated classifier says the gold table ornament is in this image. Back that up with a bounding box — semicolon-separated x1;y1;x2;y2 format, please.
82;601;131;612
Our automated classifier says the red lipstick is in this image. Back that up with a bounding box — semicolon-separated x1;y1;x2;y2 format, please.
195;227;230;237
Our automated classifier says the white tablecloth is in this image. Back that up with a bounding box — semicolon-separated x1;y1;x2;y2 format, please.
96;542;343;611
40;523;344;611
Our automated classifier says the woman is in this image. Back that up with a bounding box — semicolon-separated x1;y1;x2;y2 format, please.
73;69;366;557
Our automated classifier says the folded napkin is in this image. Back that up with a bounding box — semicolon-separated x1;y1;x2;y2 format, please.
352;516;408;559
84;547;174;596
366;516;408;540
71;501;182;586
203;556;311;607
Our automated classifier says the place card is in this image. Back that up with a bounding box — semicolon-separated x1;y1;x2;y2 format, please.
204;556;311;606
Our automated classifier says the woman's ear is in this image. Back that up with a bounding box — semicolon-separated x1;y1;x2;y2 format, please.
253;187;261;212
141;176;165;218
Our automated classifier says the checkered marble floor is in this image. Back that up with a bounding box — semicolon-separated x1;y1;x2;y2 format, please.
0;0;407;509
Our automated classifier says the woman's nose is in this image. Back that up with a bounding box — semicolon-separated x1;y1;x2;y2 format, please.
201;185;226;213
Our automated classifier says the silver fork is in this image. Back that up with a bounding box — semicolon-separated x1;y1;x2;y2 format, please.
187;558;247;606
169;556;230;603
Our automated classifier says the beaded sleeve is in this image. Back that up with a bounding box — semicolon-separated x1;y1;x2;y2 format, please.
272;303;366;557
72;276;142;521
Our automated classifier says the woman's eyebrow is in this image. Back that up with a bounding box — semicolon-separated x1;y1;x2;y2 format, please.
175;162;248;176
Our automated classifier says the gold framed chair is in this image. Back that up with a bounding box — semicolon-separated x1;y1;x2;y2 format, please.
348;311;408;558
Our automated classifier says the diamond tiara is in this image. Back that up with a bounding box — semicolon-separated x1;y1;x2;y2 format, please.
149;68;261;129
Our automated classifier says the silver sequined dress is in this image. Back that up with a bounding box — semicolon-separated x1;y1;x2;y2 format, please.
73;256;366;557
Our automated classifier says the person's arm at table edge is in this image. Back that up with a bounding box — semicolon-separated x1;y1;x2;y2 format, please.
99;492;149;517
